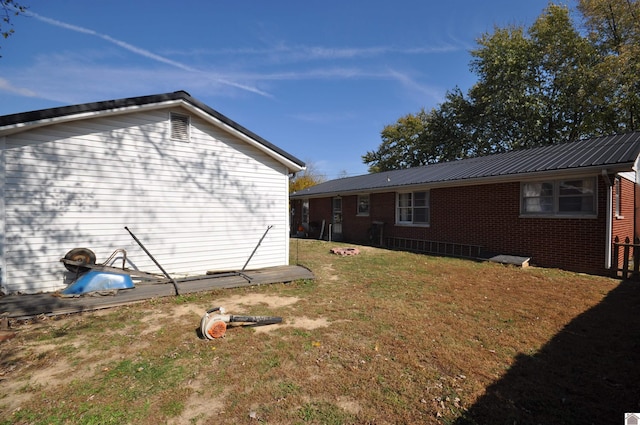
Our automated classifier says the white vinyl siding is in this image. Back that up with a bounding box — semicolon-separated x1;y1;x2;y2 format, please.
2;108;290;293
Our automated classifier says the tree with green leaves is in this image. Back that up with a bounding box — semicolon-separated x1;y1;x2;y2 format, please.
363;2;638;172
578;0;640;131
362;109;430;172
470;4;601;148
362;89;479;172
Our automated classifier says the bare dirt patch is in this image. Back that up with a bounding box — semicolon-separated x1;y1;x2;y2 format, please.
212;293;300;310
277;316;329;331
166;378;225;425
200;294;329;334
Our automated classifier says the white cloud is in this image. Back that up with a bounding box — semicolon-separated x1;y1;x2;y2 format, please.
23;10;272;98
386;69;445;104
0;78;38;97
1;54;267;106
165;43;461;62
2;10;452;108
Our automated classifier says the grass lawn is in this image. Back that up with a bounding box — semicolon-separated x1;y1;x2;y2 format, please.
1;239;638;424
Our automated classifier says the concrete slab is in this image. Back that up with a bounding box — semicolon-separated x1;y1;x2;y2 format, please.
487;255;531;268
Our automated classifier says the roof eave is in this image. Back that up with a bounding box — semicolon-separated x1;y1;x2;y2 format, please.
0;101;177;137
179;101;305;172
290;162;637;199
0;92;306;173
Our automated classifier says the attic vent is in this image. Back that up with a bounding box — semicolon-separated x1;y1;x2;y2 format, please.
170;113;190;141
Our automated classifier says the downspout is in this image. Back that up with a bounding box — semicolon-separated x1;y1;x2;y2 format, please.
602;170;613;270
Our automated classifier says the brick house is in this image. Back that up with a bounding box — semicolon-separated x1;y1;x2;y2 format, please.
290;132;640;276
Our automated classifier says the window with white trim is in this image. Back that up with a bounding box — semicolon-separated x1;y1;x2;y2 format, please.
521;177;596;216
397;191;430;225
357;194;370;216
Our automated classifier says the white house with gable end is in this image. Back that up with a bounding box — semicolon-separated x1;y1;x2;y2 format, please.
0;91;305;294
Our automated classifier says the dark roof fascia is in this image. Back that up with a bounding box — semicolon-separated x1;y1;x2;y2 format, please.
0;91;306;170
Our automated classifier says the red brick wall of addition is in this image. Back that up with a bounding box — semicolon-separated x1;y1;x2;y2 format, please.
301;174;621;276
612;176;635;243
611;176;637;269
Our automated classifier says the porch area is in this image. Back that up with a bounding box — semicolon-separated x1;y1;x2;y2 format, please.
0;265;314;319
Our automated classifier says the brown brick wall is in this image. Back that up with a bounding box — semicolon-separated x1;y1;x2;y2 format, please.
612;176;635;242
300;174;635;276
612;176;636;269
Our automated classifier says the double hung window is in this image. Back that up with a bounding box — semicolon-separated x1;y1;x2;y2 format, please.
397;191;430;225
357;195;370;216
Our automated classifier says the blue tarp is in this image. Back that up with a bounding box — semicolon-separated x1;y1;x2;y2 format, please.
61;271;134;295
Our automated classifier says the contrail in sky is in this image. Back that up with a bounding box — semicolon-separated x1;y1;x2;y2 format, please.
24;10;271;97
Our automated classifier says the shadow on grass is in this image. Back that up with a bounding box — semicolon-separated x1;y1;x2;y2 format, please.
456;280;640;425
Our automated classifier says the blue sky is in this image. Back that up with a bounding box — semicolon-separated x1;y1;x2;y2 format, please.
0;1;571;179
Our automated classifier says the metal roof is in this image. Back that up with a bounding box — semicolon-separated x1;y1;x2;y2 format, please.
0;90;306;169
292;132;640;198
